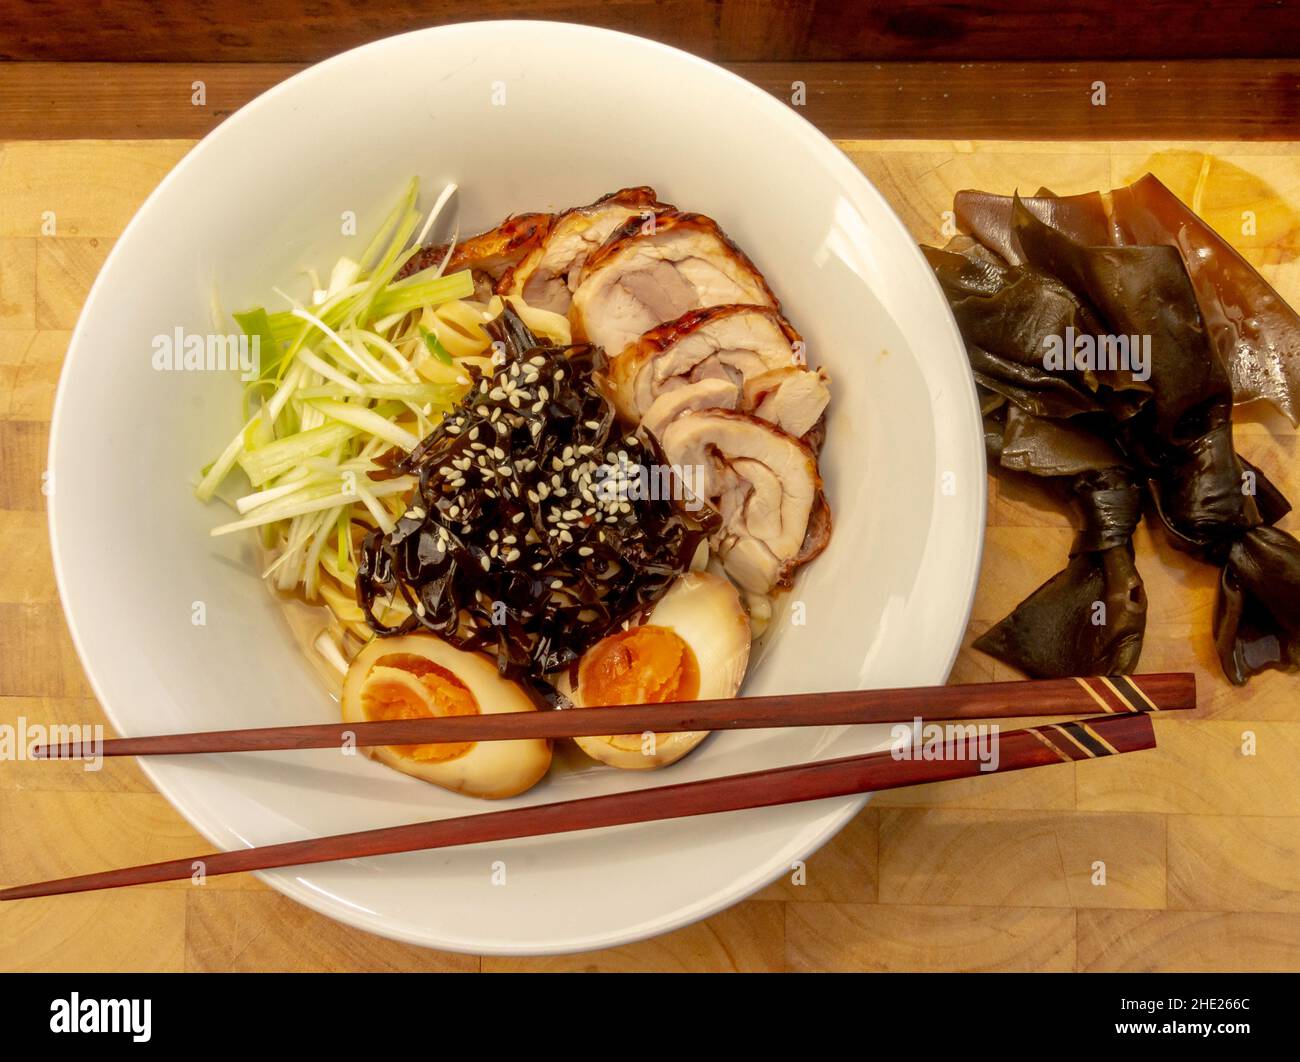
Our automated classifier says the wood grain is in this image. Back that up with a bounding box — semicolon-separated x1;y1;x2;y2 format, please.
4;2;1296;63
878;809;1167;909
787;902;1077;972
0;137;1297;969
185;889;477;972
2;60;1299;141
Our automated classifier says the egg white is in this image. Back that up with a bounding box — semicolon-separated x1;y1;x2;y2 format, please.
567;571;751;769
342;633;551;798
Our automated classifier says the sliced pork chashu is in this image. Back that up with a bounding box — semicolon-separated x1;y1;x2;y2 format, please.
497;187;672;314
397;212;554;298
743;365;831;440
607;303;829;440
639;377;740;440
658;410;831;594
570;212;778;358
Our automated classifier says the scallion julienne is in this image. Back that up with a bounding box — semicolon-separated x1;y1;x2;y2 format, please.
195;178;465;601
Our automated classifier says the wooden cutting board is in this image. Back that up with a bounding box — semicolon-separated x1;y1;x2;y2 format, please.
1;138;1298;972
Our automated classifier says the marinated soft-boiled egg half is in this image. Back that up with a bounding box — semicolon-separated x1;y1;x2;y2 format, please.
561;571;751;769
341;634;551;799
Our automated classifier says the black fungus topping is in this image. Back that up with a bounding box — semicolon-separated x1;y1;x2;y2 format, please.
355;307;720;696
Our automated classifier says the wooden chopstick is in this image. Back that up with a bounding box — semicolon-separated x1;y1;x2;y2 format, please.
2;712;1156;901
29;672;1193;759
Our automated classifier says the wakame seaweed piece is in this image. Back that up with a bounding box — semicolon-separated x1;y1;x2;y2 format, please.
998;405;1126;478
926;242;1094;371
930;229;1149;676
1147;422;1262;553
970;349;1105;419
1072;466;1146;553
1010;197;1275;543
954;188;1119;267
973;546;1147;678
1113;174;1300;426
923;240;1016;297
983;403;1008;462
925;240;1149;418
971;399;1148;677
1006;192;1300;686
1214;526;1300;684
972;466;1147;677
355;306;719;691
1011;194;1233;456
926;243;1099;418
1240;454;1293;525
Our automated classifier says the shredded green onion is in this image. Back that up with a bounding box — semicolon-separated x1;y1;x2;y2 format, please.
195;178;468;601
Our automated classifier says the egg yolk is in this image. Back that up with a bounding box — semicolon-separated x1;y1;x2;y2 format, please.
580;625;701;708
360;653;479;763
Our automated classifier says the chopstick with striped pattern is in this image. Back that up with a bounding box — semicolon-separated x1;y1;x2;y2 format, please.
2;712;1156;901
28;672;1193;759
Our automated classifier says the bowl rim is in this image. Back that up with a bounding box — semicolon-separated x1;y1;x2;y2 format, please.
47;19;986;955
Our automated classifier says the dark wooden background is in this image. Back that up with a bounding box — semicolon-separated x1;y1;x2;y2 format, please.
3;0;1300;62
1;1;1299;139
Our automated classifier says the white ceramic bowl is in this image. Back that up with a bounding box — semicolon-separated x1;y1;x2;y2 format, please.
49;21;985;954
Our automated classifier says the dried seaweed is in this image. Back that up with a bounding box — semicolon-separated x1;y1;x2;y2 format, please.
926;180;1300;685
